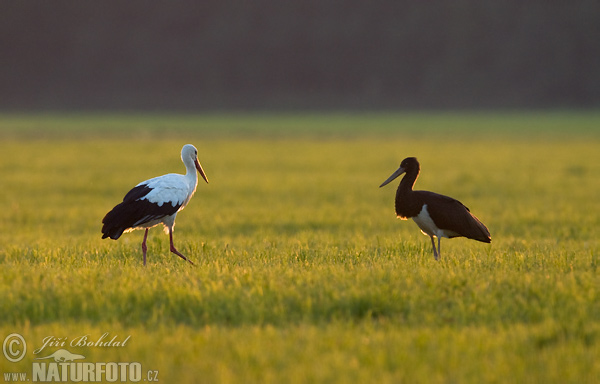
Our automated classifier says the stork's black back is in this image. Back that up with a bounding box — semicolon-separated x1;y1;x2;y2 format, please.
414;191;491;242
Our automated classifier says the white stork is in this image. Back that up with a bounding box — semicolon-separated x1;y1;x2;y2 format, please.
101;144;209;265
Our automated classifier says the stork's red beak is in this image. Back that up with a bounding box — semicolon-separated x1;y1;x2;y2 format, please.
195;159;209;183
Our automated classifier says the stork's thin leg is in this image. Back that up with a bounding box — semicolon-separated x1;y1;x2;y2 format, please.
169;228;195;266
142;228;149;266
437;237;441;260
430;236;439;260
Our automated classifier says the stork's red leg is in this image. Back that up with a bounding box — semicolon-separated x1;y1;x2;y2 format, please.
169;229;195;265
142;228;149;266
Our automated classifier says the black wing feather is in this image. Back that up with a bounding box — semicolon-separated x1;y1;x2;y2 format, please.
416;191;491;243
101;184;181;240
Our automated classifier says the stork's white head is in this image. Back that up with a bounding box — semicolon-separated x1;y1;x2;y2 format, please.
181;144;209;183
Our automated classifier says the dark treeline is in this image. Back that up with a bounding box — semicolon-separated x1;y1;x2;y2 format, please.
1;1;599;111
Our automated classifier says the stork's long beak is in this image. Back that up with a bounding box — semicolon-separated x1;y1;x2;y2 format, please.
195;159;209;183
379;166;405;187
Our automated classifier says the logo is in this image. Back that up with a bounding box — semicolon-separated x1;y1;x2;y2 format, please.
2;332;159;382
35;348;85;362
3;333;27;362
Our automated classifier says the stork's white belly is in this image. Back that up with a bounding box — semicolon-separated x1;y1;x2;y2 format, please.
412;204;459;239
125;213;177;234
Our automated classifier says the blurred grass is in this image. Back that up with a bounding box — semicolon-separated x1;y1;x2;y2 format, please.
0;112;599;383
1;110;599;139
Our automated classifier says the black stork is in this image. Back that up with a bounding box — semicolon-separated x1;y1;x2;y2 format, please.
379;157;490;260
101;144;209;265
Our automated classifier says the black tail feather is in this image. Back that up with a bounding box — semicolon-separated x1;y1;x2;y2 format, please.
101;228;125;240
467;213;491;243
101;203;129;240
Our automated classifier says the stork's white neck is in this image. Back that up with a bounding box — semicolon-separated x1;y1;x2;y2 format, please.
183;157;198;189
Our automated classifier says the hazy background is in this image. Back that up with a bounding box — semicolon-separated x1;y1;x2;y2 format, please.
1;0;599;111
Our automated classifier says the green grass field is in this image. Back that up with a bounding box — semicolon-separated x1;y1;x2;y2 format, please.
0;112;599;383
